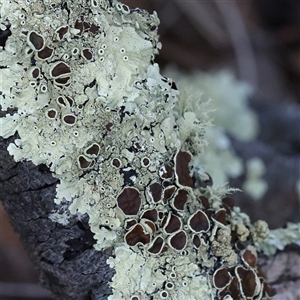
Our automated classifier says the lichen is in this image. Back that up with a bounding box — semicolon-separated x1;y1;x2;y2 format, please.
256;222;300;256
243;158;268;200
165;68;258;142
107;246;212;300
1;0;276;299
165;68;268;198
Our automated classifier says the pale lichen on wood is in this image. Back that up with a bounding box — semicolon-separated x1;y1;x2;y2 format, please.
0;0;279;299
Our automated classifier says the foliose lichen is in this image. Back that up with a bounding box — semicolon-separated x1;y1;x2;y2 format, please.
165;69;269;197
256;222;300;256
1;0;276;299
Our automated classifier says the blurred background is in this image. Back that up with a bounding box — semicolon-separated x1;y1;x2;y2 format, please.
129;0;300;104
1;0;299;299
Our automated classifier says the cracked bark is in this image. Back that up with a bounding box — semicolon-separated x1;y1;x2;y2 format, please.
0;136;115;300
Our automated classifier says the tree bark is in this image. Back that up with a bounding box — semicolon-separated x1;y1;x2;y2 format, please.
0;136;114;300
259;245;300;300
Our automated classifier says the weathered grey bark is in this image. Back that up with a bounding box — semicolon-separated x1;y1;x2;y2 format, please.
259;245;300;300
0;136;114;300
1;100;299;299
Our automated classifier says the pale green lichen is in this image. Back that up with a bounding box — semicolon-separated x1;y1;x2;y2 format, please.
164;69;255;187
243;158;268;200
192;128;244;186
48;210;71;226
1;0;276;299
165;68;258;142
107;246;211;300
256;222;300;256
165;68;270;202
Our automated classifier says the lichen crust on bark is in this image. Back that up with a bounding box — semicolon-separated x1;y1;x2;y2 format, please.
0;0;275;299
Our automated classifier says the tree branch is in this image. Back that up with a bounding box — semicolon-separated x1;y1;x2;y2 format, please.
0;137;114;300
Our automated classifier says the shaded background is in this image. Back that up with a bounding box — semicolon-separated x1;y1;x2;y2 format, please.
1;0;299;299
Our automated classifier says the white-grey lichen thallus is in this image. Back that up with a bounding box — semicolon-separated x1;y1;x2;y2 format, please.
0;0;275;299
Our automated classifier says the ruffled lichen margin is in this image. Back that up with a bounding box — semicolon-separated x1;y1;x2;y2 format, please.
0;0;276;299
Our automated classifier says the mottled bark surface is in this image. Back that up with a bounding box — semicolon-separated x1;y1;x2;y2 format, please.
259;245;300;300
0;136;114;300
